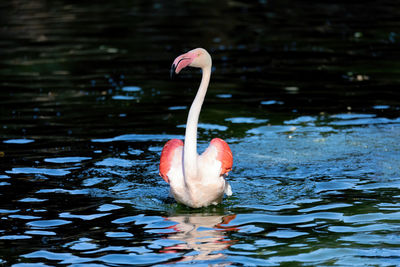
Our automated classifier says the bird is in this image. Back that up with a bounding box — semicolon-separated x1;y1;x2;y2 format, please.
159;48;233;208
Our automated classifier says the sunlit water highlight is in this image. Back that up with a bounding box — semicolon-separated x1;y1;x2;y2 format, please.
2;113;400;265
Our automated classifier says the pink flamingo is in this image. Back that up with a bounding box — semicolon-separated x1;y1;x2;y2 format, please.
159;48;233;208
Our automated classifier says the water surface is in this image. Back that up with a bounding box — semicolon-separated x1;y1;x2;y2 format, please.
1;0;400;265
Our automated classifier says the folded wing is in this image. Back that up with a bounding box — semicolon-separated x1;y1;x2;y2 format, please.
210;138;233;176
159;139;184;183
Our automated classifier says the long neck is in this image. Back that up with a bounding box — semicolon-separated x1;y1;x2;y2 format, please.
183;66;211;179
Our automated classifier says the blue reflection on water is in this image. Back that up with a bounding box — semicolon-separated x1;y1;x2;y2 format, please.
6;168;71;176
3;139;35;144
2;113;400;266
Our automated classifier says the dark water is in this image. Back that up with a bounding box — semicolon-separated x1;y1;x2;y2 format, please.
1;0;400;265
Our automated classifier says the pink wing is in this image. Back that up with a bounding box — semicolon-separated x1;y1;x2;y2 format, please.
159;139;183;183
210;138;233;175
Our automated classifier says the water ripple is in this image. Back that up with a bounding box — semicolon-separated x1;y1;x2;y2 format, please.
343;212;400;223
0;235;32;240
95;158;134;168
339;233;400;245
92;134;184;143
239;204;299;211
18;197;48;203
266;229;309;238
44;157;92;164
59;212;111;220
6;167;70;176
223;212;343;226
97;204;122;212
226;117;268;124
122;86;141;92
22;250;85;264
97;253;180;266
269;248;400;265
112;95;137;100
9;215;41;220
25;230;56;236
36;188;90;195
0;209;20;214
3;139;34;144
105;232;134;238
26;219;72;228
328;223;400;233
298;203;352;213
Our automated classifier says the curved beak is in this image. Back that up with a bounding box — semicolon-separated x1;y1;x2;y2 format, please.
170;52;196;79
170;63;177;79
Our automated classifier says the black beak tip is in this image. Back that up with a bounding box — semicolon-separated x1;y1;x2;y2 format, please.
170;64;177;79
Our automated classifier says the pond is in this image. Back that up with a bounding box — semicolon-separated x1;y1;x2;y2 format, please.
1;0;400;265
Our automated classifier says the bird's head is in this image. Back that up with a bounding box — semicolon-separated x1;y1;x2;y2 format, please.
170;48;212;78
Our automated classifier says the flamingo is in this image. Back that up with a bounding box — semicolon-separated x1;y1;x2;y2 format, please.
159;48;233;208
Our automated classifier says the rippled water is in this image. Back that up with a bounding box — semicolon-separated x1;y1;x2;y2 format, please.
1;0;400;266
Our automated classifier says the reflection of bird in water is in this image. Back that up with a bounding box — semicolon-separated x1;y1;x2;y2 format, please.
159;48;233;208
161;214;237;263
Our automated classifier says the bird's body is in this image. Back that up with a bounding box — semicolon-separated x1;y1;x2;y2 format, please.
159;48;233;208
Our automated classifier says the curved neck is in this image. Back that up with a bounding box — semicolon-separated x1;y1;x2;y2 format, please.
183;66;211;179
